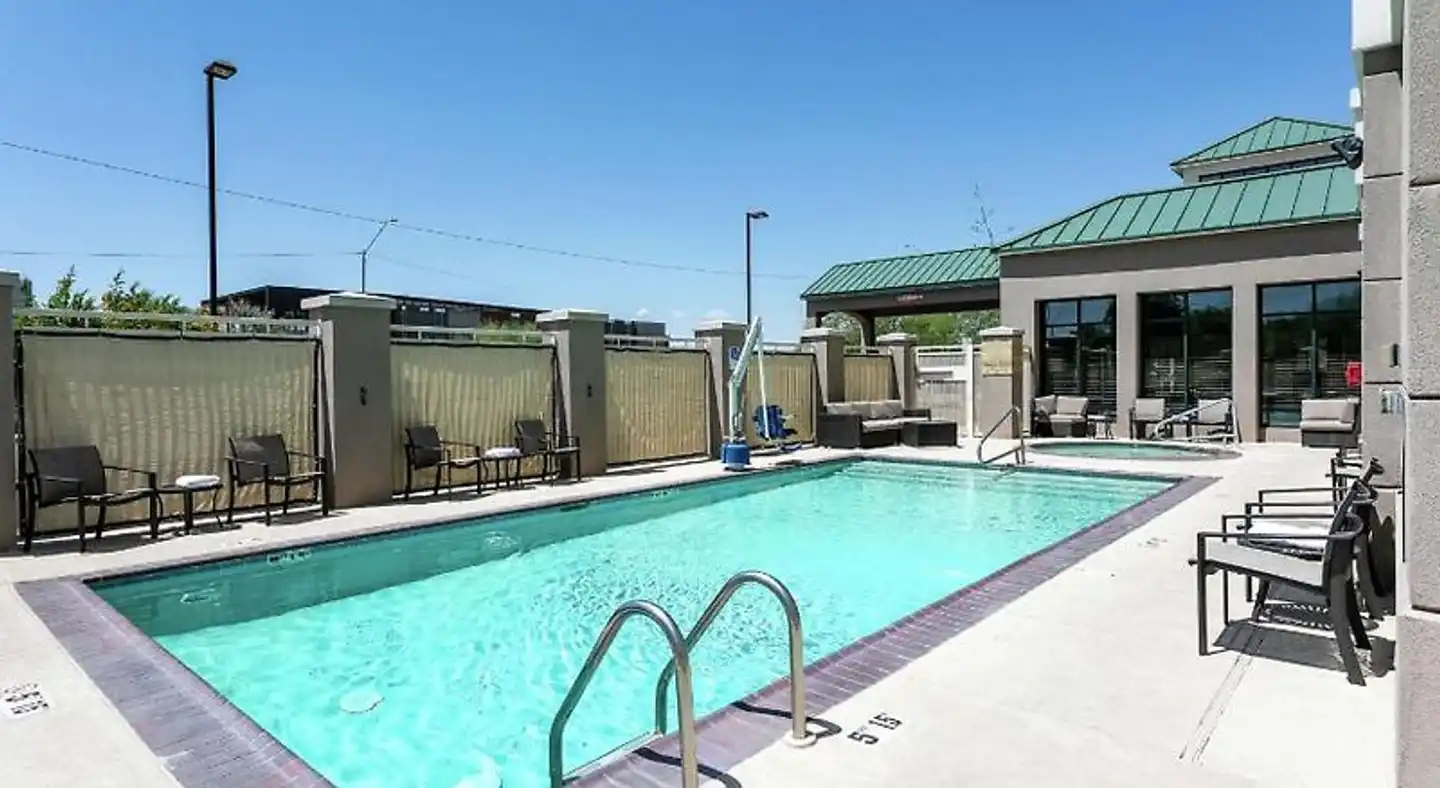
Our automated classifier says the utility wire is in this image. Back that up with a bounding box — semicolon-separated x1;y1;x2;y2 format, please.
0;139;808;281
0;250;341;259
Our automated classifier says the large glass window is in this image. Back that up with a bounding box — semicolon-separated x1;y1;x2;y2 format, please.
1259;280;1361;427
1139;289;1233;414
1038;296;1117;414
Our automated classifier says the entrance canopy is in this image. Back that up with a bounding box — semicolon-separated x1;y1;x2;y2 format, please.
801;247;998;343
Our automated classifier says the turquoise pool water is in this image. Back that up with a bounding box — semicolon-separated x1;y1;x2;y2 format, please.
95;460;1171;788
1028;440;1238;461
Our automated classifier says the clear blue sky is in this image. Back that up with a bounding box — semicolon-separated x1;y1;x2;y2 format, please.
0;0;1355;339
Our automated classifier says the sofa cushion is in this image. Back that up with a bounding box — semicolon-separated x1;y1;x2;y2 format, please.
1132;398;1165;421
1048;414;1086;425
826;402;868;418
1033;395;1058;416
1301;398;1355;425
1194;399;1231;425
870;400;904;420
861;418;906;433
1055;396;1089;417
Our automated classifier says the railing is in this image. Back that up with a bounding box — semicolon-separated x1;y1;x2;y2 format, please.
549;601;699;788
761;340;804;353
604;334;703;351
977;404;1027;465
15;308;319;338
389;324;548;346
1152;397;1236;443
653;571;814;747
844;345;887;355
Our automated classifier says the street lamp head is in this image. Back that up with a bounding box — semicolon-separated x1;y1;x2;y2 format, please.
747;209;769;221
205;60;238;80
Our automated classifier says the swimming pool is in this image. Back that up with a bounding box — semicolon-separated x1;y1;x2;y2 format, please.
1027;440;1239;461
93;459;1173;788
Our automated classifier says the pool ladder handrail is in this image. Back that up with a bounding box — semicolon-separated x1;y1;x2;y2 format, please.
548;600;699;788
1151;397;1236;444
977;404;1027;466
653;571;815;747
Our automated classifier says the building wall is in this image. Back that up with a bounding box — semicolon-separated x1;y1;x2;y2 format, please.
998;221;1361;441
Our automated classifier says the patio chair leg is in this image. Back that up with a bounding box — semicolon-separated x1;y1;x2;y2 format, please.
1346;579;1372;652
282;486;291;516
404;466;413;500
1250;579;1270;620
149;492;160;540
1196;559;1209;656
319;477;330;517
1355;542;1388;619
263;483;273;526
1221;570;1230;626
1328;577;1368;686
76;499;87;552
434;465;444;497
226;479;236;525
95;504;107;544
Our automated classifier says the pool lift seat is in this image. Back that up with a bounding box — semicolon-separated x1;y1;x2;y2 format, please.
548;570;815;788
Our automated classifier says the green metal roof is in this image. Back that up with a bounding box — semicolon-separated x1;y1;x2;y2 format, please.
802;246;998;298
1000;164;1358;255
1171;116;1351;168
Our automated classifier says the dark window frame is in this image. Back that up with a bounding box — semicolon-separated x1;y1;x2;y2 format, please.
1258;278;1361;428
1037;295;1118;415
1138;288;1234;414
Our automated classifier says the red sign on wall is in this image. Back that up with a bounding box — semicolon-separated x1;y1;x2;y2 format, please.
1345;361;1363;388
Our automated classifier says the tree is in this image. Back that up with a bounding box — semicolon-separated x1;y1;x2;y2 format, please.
44;267;97;311
99;270;188;315
19;267;191;329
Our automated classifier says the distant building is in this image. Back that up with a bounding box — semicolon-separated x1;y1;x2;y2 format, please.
204;285;669;336
204;285;542;329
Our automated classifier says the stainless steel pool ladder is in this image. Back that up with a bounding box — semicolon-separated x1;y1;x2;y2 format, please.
548;571;813;788
977;404;1027;466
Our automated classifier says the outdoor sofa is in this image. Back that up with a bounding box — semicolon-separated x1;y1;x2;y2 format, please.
816;399;935;448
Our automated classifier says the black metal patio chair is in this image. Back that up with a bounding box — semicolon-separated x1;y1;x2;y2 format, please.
226;433;330;526
23;445;159;553
402;425;482;499
514;419;581;483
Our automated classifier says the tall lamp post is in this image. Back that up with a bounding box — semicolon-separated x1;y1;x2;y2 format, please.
204;59;237;315
360;218;398;293
745;209;768;326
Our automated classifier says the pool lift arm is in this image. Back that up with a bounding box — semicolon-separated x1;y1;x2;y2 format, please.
721;317;768;470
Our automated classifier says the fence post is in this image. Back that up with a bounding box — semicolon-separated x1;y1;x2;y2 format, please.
538;309;609;476
694;320;748;457
303;292;396;510
800;327;846;405
877;332;918;409
975;326;1026;439
0;272;18;551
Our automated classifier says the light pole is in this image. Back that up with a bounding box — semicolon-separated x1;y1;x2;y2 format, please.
745;209;768;326
359;218;398;293
204;59;237;315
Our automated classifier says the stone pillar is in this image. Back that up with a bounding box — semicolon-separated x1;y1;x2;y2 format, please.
303;293;396;510
0;272;19;551
537;309;609;477
800;326;846;404
1400;0;1440;784
1361;48;1406;487
1114;294;1141;437
974;326;1025;439
695;320;748;455
877;332;918;409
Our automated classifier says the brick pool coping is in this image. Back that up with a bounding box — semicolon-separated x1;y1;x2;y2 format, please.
12;458;1213;788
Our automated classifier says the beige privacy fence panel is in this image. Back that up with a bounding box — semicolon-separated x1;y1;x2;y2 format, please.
844;354;896;402
390;342;556;491
743;352;817;443
606;349;710;464
20;332;318;532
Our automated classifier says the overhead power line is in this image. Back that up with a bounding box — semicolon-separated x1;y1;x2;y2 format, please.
0;139;808;281
0;250;340;259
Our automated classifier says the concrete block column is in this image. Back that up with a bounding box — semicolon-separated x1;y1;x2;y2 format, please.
800;326;846;405
695;320;747;456
877;332;918;409
0;272;20;551
974;326;1025;440
303;292;396;510
537;309;609;477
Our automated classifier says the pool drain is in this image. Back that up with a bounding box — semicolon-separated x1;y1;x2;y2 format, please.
339;689;383;714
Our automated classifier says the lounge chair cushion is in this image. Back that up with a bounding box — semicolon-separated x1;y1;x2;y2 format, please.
869;400;904;420
1055;396;1089;418
1132;398;1165;421
1300;399;1356;432
1205;541;1324;587
1236;518;1330;555
1033;395;1058;416
1194;399;1231;426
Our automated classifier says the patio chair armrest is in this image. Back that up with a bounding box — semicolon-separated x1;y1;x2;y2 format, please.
227;456;266;468
37;473;83;487
1245;500;1338;515
1257;486;1339;501
285;449;322;460
552;434;580;448
103;463;155;479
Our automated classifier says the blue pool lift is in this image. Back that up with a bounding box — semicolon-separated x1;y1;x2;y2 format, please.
721;317;800;471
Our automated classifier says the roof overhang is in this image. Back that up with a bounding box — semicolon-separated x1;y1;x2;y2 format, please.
804;280;999;316
996;215;1358;258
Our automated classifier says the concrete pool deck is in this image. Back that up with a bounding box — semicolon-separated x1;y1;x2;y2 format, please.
0;442;1394;788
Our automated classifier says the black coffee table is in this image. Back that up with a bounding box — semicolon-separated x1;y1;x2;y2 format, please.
901;419;958;447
